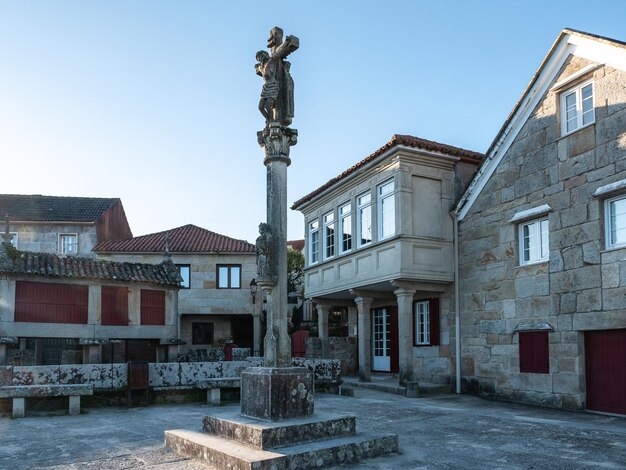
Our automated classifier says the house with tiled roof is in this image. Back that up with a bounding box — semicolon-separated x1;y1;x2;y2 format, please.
94;224;260;356
0;194;132;257
292;134;483;385
0;226;181;366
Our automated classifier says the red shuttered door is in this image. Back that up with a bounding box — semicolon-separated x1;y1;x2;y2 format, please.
585;329;626;415
140;289;165;325
15;281;88;324
519;331;550;374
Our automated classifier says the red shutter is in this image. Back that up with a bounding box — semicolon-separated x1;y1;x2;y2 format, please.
429;298;440;346
519;331;549;373
101;286;129;326
15;281;88;324
140;289;165;325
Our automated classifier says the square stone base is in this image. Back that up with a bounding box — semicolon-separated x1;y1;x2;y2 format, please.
240;367;314;421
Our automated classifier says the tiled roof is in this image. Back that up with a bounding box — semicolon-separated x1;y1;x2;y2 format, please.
291;134;484;210
0;194;120;222
93;224;255;254
0;244;182;287
287;239;305;252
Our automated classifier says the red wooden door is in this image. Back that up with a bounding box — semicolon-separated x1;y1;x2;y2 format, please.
585;329;626;415
291;330;309;358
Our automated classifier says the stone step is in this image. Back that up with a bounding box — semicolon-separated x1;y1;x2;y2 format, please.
342;379;407;396
165;428;398;470
202;411;356;449
419;382;454;395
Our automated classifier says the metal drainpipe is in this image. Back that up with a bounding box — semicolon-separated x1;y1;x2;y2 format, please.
453;212;461;394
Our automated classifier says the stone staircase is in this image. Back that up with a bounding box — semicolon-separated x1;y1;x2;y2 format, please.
165;409;398;470
341;375;453;397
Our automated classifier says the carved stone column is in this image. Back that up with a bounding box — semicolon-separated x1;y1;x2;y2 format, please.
347;306;357;337
394;287;416;386
354;296;373;382
252;313;262;357
316;303;330;358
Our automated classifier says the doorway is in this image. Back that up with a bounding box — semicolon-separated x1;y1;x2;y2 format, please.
371;307;398;372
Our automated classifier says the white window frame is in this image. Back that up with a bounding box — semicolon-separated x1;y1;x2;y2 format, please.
323;211;335;260
339;202;352;254
357;191;372;248
560;80;594;136
518;218;549;265
605;194;626;249
59;233;78;255
308;220;320;265
377;179;395;240
414;300;430;346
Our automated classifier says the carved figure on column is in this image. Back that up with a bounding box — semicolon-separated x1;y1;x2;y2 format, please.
255;27;299;128
255;222;275;282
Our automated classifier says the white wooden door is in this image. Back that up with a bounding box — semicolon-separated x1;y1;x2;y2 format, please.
372;308;391;371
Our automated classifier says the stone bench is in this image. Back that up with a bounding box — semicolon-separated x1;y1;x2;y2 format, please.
196;378;241;406
0;384;94;418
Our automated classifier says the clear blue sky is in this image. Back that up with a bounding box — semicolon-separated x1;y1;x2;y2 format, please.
1;1;624;243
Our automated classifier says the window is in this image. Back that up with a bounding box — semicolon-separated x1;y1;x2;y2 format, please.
560;81;594;135
519;218;549;265
101;286;129;326
217;264;241;289
339;203;352;254
414;298;440;346
606;195;626;249
378;179;395;240
323;212;335;259
308;220;319;264
519;331;549;373
357;191;372;247
8;232;18;248
140;289;165;325
192;322;214;345
177;264;191;289
59;234;78;255
15;281;88;324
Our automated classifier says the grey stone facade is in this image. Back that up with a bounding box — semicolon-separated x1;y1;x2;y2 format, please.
457;41;626;409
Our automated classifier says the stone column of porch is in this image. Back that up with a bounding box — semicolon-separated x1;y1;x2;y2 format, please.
316;303;330;358
354;296;373;382
347;306;357;337
0;344;7;365
394;287;416;386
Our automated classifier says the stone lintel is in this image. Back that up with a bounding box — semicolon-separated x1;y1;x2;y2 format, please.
240;366;314;421
514;322;554;332
79;338;109;346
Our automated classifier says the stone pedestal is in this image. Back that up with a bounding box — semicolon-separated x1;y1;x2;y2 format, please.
240;367;314;421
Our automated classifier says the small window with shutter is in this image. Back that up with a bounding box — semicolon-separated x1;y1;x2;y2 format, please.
519;331;550;373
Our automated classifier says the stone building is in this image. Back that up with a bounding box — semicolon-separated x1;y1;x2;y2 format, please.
292;134;482;385
0;194;133;257
454;29;626;415
94;224;261;356
0;237;181;366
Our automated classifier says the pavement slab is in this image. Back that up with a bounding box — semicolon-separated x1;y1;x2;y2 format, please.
0;388;625;469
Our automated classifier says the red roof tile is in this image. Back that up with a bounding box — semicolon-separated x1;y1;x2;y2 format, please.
0;194;120;222
291;134;484;210
93;224;255;254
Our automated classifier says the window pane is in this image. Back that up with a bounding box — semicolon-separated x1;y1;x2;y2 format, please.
218;267;229;288
540;219;549;259
522;224;532;262
565;92;578;132
380;194;395;238
358;193;371;206
310;230;319;263
341;213;352;252
178;266;190;288
360;206;371;245
379;180;393;196
582;84;594;125
414;301;430;345
230;266;240;288
610;198;626;246
325;222;335;258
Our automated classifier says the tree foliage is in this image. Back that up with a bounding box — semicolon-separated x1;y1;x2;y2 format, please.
287;248;304;296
